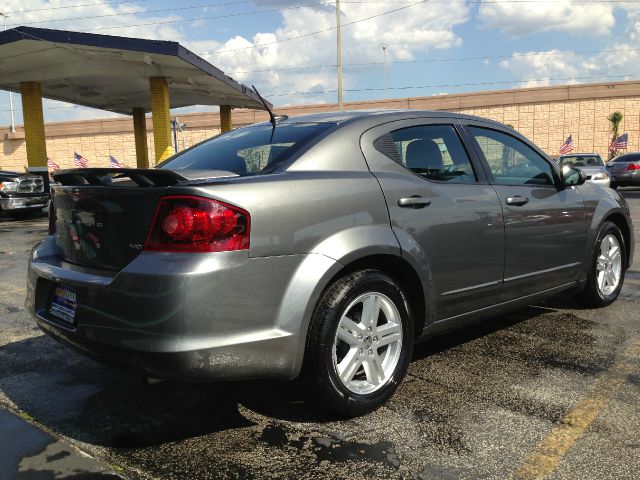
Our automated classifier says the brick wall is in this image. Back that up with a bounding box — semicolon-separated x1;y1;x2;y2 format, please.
2;80;640;171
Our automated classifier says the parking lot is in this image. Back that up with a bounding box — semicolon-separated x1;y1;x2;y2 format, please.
0;191;638;480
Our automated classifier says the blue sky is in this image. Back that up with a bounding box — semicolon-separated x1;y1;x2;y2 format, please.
1;0;640;125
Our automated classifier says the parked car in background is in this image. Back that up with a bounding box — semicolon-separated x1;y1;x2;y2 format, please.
607;152;640;189
0;170;48;217
558;153;610;187
27;111;634;416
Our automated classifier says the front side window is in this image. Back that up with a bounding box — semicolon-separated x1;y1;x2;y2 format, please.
375;125;476;183
158;122;335;175
469;127;555;186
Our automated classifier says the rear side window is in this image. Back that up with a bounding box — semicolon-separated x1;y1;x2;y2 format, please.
158;122;335;174
470;127;555;186
374;125;477;183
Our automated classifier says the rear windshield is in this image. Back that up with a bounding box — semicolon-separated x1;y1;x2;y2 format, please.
560;155;604;167
612;153;640;163
158;122;335;175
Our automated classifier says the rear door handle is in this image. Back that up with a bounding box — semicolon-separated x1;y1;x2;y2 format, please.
398;196;431;209
505;195;529;206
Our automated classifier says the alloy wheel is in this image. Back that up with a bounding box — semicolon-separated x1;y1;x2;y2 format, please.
596;234;623;296
332;292;403;395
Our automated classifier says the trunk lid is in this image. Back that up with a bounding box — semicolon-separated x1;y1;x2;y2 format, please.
50;168;197;271
607;161;632;173
53;187;166;271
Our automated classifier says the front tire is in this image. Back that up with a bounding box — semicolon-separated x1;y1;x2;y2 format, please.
575;221;626;307
305;270;414;417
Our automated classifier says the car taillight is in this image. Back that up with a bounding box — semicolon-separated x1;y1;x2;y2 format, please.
626;163;640;171
144;196;250;253
48;200;56;235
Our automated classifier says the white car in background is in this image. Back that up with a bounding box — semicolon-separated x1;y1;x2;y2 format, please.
558;153;611;188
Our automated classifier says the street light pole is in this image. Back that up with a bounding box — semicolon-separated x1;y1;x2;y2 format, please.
336;0;344;111
383;45;388;97
0;12;15;133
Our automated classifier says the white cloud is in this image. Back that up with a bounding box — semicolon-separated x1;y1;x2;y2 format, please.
478;0;616;37
499;10;640;87
4;0;185;41
186;1;470;105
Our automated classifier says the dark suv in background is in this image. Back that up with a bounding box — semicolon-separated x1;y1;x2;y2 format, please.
0;170;48;217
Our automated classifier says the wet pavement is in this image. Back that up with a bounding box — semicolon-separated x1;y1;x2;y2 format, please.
0;191;639;480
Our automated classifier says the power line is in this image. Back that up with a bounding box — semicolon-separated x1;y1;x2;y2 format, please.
6;0;640;31
5;0;258;27
2;74;639;113
5;0;149;15
8;0;640;17
202;0;428;55
233;48;640;74
262;74;640;97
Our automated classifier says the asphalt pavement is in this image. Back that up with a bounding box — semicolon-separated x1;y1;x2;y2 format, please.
0;190;638;480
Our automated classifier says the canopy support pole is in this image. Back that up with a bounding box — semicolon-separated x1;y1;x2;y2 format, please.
132;108;149;168
150;77;173;163
20;81;48;173
220;105;232;133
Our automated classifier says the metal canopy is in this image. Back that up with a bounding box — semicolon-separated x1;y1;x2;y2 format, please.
0;26;268;115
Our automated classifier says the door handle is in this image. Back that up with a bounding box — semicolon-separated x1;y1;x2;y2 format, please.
505;195;529;206
398;196;431;209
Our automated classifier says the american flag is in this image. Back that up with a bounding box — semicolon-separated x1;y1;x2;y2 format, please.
559;135;574;155
109;155;125;168
47;157;60;171
73;152;89;168
609;133;628;152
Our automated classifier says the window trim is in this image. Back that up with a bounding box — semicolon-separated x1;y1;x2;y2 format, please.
371;121;485;185
461;122;562;189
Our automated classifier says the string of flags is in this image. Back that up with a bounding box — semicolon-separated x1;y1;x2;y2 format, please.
46;153;126;171
558;134;629;155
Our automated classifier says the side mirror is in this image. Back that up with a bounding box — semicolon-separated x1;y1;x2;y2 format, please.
562;165;586;187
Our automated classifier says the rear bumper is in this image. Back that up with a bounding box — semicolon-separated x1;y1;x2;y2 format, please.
609;171;640;186
0;195;48;211
27;237;340;381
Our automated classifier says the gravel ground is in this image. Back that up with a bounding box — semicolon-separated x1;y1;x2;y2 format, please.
0;189;638;480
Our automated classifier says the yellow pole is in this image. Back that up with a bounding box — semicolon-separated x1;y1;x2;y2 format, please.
149;77;173;163
20;81;48;171
132;107;149;168
220;105;232;133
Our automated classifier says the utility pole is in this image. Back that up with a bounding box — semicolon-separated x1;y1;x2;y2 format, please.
336;0;343;111
383;45;388;96
0;11;15;133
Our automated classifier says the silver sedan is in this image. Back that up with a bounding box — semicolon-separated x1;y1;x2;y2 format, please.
26;110;634;416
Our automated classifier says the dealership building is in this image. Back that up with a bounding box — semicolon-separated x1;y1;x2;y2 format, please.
2;80;640;172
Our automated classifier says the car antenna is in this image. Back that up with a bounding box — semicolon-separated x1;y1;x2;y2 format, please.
252;85;287;142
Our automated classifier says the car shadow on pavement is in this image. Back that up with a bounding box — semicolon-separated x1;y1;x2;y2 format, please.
0;294;590;450
0;334;338;449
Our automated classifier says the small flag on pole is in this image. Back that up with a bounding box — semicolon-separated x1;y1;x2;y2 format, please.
559;135;574;155
609;133;628;152
47;158;60;171
73;152;89;168
109;155;125;168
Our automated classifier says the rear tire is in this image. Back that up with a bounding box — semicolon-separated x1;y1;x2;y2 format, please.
610;183;618;190
304;270;414;417
574;221;626;307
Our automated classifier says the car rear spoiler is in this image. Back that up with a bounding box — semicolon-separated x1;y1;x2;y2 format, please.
52;168;188;187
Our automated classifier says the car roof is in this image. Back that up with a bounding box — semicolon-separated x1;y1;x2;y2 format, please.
560;153;601;157
257;109;508;129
